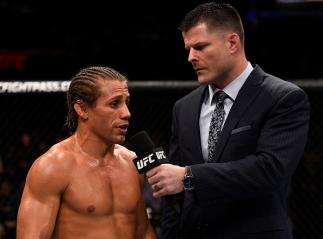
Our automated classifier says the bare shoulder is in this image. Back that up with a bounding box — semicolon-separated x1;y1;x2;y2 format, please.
114;144;137;161
26;137;76;195
114;144;144;183
32;137;76;174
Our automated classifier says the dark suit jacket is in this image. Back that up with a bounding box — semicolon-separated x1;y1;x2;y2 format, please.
161;66;310;239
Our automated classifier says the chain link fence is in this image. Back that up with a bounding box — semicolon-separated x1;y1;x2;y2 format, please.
0;80;322;238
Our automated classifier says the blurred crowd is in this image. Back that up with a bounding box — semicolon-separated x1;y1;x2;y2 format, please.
0;132;47;238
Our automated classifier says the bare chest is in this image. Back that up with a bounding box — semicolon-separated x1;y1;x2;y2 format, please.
61;162;141;216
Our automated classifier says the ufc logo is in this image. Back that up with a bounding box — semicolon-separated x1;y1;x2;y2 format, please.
136;153;155;169
155;150;166;160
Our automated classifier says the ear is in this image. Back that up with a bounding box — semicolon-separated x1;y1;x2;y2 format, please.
225;32;240;54
74;100;89;120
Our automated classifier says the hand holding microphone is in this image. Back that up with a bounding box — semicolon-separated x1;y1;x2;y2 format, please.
129;131;186;198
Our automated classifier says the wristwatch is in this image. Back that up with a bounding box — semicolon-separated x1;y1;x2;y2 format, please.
183;166;194;191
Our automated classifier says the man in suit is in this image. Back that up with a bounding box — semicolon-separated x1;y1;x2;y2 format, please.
146;2;310;239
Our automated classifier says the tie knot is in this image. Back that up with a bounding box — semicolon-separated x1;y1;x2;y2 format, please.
213;90;227;104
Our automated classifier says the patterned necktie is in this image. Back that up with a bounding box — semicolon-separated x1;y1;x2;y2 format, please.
207;90;227;162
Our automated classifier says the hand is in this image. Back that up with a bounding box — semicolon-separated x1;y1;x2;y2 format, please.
146;164;186;198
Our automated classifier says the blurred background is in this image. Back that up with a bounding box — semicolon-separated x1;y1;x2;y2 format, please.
0;0;323;238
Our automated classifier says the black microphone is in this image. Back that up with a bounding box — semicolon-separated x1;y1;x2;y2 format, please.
129;131;168;174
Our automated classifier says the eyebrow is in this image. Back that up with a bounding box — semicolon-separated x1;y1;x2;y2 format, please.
108;94;130;102
185;41;209;50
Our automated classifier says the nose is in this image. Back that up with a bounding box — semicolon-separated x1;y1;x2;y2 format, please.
121;104;131;119
188;48;197;63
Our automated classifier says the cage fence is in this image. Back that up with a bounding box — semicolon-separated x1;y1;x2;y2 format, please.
0;80;322;239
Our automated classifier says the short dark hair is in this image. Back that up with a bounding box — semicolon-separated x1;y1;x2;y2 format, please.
178;2;244;45
65;66;128;133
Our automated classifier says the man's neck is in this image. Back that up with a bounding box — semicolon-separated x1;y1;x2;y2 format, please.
73;131;115;163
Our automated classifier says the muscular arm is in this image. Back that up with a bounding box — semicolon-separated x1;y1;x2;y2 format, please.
136;176;157;239
17;151;70;239
117;145;157;239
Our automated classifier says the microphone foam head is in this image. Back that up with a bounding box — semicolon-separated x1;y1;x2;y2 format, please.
128;131;155;156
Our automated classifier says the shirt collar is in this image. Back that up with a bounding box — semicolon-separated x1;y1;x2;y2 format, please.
206;62;253;105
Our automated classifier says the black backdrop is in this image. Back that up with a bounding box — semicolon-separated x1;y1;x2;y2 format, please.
1;0;323;81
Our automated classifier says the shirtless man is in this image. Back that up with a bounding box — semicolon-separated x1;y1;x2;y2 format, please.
16;66;156;239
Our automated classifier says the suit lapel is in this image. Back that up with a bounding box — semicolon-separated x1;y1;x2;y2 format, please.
213;66;266;162
190;86;208;164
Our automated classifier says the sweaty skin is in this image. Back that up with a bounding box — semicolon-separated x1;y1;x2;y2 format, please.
17;138;154;239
